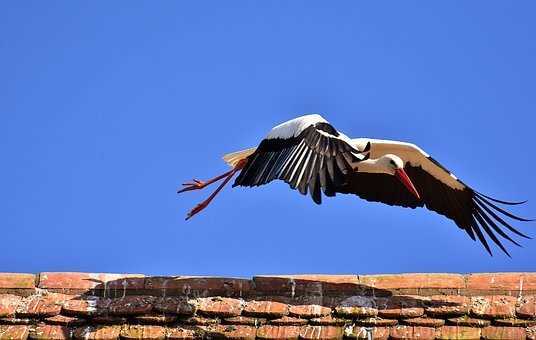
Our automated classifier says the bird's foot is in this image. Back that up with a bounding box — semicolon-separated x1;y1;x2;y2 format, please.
178;179;206;193
185;201;209;220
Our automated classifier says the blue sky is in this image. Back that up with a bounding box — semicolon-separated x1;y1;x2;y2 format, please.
2;1;535;276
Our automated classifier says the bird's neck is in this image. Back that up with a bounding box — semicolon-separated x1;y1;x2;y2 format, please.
355;159;391;175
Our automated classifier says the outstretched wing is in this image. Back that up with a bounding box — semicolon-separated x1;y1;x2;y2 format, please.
233;114;368;204
337;139;532;256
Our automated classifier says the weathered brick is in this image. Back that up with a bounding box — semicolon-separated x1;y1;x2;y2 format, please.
0;294;22;317
493;318;536;327
426;295;470;317
0;325;29;340
353;317;397;327
437;325;481;340
447;316;491;327
470;295;516;319
389;325;436;340
62;297;111;316
29;326;70;340
0;274;35;290
376;296;426;319
467;273;536;294
309;316;350;326
517;295;536;318
166;326;202;340
202;325;256;340
197;297;243;317
0;317;32;325
180;316;219;325
253;275;361;297
359;274;464;290
108;296;154;315
402;317;445;327
133;313;178;324
257;325;301;340
223;316;266;326
153;297;196;315
299;326;343;340
17;293;71;317
44;314;86;326
120;325;166;340
243;300;288;318
288;305;331;318
91;315;128;324
73;326;121;340
335;296;377;318
528;326;536;340
144;277;252;297
268;316;307;326
38;273;144;296
481;326;526;340
344;326;389;340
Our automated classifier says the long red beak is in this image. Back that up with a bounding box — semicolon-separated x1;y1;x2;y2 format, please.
395;169;421;200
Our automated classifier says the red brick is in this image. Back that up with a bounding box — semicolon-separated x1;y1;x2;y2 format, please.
197;297;243;317
202;325;256;340
493;318;536;327
73;326;120;340
243;300;288;318
0;325;29;340
288;305;331;318
120;325;166;340
481;326;526;340
426;295;470;317
447;316;491;327
402;317;445;327
354;317;397;327
389;325;436;340
62;297;111;316
38;273;144;296
0;274;35;290
308;316;350;326
376;296;426;319
180;316;219;325
133;313;178;324
166;327;199;340
144;277;252;297
153;297;196;315
0;294;22;317
299;326;343;340
108;296;155;315
44;314;86;326
253;276;359;297
257;325;301;340
345;326;389;340
437;326;481;340
359;273;464;289
528;326;536;340
517;295;536;318
17;293;72;317
269;316;308;326
335;296;377;318
470;295;516;319
223;316;266;326
91;315;128;324
467;273;536;293
29;326;70;340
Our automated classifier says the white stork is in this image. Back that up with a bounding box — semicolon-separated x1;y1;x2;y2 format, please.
178;114;532;256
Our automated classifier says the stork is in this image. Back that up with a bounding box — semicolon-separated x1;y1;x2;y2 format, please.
178;114;532;256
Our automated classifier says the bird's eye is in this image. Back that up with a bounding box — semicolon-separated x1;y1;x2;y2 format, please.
389;159;396;166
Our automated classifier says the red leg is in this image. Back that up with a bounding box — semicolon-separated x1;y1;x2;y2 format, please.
177;169;235;193
184;158;247;220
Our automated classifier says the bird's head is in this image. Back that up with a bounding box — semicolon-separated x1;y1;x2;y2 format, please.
379;154;421;200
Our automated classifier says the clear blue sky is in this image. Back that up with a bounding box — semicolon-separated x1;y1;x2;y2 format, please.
2;1;535;276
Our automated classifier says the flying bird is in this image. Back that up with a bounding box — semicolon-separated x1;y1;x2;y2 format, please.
178;114;532;256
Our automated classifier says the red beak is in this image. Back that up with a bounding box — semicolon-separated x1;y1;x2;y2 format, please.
395;169;421;200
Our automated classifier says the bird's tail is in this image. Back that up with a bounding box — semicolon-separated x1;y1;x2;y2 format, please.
223;147;256;168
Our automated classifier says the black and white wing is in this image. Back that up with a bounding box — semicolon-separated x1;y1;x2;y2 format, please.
233;114;368;204
337;138;532;256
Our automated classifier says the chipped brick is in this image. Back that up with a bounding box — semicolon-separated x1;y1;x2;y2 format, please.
166;326;202;340
426;295;470;317
223;316;266;326
0;325;29;340
202;325;256;340
108;296;154;315
62;297;111;316
335;296;377;318
257;325;301;340
29;325;70;340
91;315;128;324
437;326;481;340
197;297;242;317
376;296;426;319
288;305;330;318
309;316;350;326
481;326;526;339
299;326;343;340
447;316;491;327
180;316;219;325
344;326;389;340
153;297;196;315
517;295;536;318
493;318;536;327
73;326;120;340
268;316;307;326
17;293;71;318
470;295;516;319
389;325;436;340
243;300;288;318
0;294;22;317
120;325;166;340
44;314;86;326
133;313;178;324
